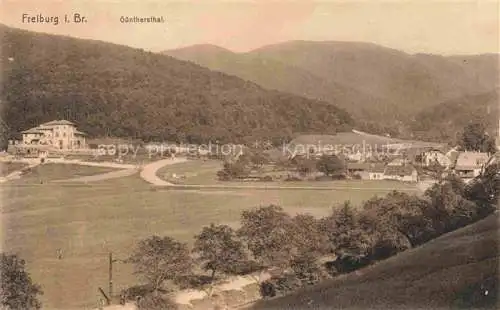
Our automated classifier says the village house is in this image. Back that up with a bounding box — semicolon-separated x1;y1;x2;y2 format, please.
346;162;387;180
454;151;489;181
21;120;87;150
421;149;451;168
383;164;419;182
369;163;386;180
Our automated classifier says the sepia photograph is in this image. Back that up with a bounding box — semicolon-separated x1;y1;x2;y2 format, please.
0;1;499;309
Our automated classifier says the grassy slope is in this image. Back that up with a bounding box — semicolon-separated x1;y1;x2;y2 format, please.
1;163;416;309
251;212;499;310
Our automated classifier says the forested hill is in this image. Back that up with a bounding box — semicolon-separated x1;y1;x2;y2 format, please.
165;41;499;137
411;90;499;143
0;25;354;144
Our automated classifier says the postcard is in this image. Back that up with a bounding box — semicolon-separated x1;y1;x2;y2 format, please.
1;1;499;309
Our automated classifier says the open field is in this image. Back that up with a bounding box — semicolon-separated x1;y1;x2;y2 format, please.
8;163;120;184
2;163;417;309
0;162;28;177
155;159;417;190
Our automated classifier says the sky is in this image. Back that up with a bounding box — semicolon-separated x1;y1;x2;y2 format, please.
1;0;499;55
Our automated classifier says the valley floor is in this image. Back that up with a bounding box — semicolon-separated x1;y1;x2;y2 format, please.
1;159;419;309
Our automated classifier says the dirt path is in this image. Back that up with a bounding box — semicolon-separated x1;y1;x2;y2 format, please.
139;157;188;186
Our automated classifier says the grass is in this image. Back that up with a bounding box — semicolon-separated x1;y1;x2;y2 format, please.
155;159;416;190
10;163;119;184
0;162;28;177
2;162;417;309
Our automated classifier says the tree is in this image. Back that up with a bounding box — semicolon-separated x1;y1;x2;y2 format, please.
1;253;43;310
459;123;496;153
128;236;193;294
424;180;478;234
260;254;330;298
249;150;269;169
316;154;345;177
321;202;373;256
238;205;295;277
293;156;317;176
289;214;330;257
193;224;247;285
465;162;500;216
361;191;433;247
216;161;249;180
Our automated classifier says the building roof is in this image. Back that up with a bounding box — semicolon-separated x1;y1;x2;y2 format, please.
21;128;44;134
384;164;417;176
74;130;87;136
368;163;386;173
40;120;75;127
455;152;489;170
346;162;370;170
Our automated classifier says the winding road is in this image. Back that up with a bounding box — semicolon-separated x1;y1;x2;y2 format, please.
139;157;188;185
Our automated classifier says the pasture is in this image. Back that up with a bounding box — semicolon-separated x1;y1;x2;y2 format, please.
2;162;417;309
0;161;28;177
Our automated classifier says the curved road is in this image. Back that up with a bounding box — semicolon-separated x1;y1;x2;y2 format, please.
139;157;188;186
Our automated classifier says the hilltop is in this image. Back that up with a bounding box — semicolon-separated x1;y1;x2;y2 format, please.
251;212;499;309
164;41;499;136
1;26;353;144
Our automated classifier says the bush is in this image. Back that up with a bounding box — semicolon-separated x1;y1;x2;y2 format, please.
259;175;273;182
136;293;177;310
260;273;302;298
314;175;332;181
285;176;302;182
330;253;371;274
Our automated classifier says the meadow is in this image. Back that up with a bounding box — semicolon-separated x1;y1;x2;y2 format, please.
0;162;28;177
1;162;417;309
155;159;417;190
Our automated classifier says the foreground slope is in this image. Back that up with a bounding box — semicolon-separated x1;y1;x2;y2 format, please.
1;26;353;143
251;212;499;310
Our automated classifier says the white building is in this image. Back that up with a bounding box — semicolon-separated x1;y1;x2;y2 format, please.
422;149;452;168
21;120;87;150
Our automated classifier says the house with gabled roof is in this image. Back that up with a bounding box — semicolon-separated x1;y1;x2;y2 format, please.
383;164;419;182
454;151;489;181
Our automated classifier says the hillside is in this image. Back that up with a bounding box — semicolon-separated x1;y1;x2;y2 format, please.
164;41;499;135
411;90;499;143
250;212;499;309
165;44;386;121
0;26;354;144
